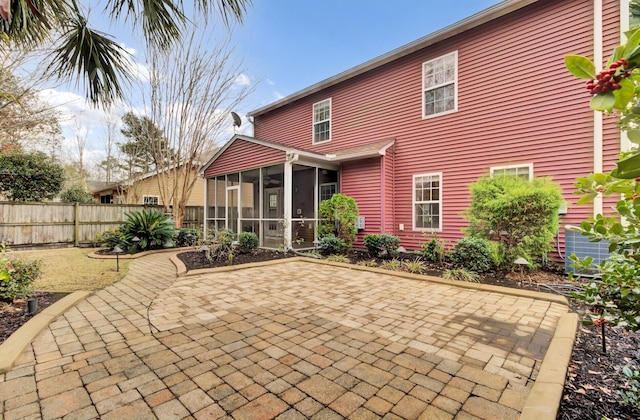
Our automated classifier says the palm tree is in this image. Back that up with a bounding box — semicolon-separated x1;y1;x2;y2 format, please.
0;0;252;108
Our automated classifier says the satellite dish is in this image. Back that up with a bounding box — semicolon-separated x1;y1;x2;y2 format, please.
231;112;242;132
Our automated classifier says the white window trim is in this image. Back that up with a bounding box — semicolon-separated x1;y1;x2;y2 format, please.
312;98;332;144
143;195;160;206
490;163;534;180
412;172;443;232
422;51;458;119
319;182;338;201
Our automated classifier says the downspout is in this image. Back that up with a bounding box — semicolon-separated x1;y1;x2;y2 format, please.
380;154;386;232
593;0;604;217
392;145;396;235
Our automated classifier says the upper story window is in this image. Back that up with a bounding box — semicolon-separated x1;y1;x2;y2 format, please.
413;173;442;231
422;51;457;118
313;98;331;143
143;195;159;206
490;164;533;180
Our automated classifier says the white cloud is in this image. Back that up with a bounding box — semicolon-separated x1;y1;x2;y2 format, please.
266;79;275;86
234;73;251;87
273;91;285;100
37;89;130;169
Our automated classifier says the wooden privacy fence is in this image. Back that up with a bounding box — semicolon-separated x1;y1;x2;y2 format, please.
0;202;204;247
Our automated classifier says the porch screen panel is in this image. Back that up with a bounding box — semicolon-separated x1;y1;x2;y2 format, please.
206;178;216;218
291;165;316;249
215;178;226;218
262;164;285;249
240;169;260;235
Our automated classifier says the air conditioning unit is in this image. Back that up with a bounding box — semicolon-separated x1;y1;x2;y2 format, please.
564;225;611;276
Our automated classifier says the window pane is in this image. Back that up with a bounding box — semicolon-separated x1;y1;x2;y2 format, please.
423;52;456;117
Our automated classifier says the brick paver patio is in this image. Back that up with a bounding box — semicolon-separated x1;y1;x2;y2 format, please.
0;253;568;419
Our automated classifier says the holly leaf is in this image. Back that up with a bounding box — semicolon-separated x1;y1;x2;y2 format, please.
614;78;635;110
612;152;640;179
565;55;596;79
590;92;616;111
627;129;640;144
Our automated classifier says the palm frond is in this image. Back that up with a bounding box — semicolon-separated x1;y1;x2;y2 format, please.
105;0;186;51
47;13;133;108
196;0;252;26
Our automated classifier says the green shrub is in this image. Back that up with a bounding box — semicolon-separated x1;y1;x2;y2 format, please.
207;229;236;262
318;235;350;255
380;259;402;271
238;232;259;253
620;366;640;409
96;228;126;249
175;228;200;247
326;255;351;263
449;237;493;273
0;257;41;302
121;209;176;251
318;194;359;245
420;235;447;263
403;259;424;274
443;268;479;282
364;234;383;258
60;185;94;203
364;233;400;258
464;175;563;269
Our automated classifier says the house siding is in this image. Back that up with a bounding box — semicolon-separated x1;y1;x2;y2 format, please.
252;0;621;252
204;139;287;177
341;158;382;244
130;170;204;207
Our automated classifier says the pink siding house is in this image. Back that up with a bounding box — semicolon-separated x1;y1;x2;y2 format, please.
202;0;625;253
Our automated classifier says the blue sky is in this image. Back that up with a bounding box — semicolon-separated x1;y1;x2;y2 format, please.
41;0;503;170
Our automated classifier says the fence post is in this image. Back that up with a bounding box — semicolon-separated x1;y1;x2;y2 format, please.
74;202;79;247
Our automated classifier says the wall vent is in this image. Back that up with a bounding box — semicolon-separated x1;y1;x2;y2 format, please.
564;225;611;276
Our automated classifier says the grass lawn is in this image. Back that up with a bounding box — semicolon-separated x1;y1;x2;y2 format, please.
9;247;130;292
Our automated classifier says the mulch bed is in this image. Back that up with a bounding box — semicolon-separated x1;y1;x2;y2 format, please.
0;292;68;345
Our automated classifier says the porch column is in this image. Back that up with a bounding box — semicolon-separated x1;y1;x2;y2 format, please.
284;155;294;250
203;177;209;240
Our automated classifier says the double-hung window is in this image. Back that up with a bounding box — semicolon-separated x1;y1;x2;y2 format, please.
313;99;331;143
423;51;457;118
413;173;442;231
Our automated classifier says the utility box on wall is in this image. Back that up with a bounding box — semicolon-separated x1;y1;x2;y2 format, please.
355;216;365;230
564;225;611;276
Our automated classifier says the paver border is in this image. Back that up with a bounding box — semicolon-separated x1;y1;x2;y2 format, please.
173;255;569;305
0;291;92;373
521;312;578;419
88;246;196;260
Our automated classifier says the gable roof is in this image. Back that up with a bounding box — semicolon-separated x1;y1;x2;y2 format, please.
248;0;538;117
200;134;395;175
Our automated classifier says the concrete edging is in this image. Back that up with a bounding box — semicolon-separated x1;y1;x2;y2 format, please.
87;246;196;260
520;312;579;419
0;291;92;373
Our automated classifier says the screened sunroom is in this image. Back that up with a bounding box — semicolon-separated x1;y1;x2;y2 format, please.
205;163;338;250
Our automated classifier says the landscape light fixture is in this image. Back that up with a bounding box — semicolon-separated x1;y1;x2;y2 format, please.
113;245;123;272
131;236;140;250
200;245;210;269
27;297;38;315
513;257;530;286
